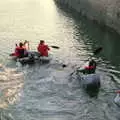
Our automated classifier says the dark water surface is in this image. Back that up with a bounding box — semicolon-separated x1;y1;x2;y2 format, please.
0;0;120;119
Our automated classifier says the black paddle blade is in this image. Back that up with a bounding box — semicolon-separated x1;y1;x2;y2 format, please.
62;64;67;68
50;45;60;49
93;47;103;55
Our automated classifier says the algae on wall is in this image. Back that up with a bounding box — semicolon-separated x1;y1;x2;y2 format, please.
55;0;120;34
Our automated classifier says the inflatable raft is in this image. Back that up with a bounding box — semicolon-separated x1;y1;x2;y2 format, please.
10;51;51;65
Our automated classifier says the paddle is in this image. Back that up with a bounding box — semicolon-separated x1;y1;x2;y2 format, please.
37;40;60;49
27;40;60;49
50;45;60;49
93;47;103;56
85;47;103;62
25;40;60;49
101;89;120;93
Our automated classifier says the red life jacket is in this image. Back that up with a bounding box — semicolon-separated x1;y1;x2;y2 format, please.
37;44;50;57
12;47;25;58
85;66;95;70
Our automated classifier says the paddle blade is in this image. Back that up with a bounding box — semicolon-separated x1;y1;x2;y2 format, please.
93;47;103;55
50;45;60;49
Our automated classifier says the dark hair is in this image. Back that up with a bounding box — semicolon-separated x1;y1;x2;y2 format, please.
24;40;28;44
89;59;96;67
19;42;23;47
40;40;44;44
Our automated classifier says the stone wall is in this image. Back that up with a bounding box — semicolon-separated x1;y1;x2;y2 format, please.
55;0;120;34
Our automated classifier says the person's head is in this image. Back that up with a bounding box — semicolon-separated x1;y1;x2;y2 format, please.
19;42;23;47
24;40;28;44
89;59;96;67
40;40;45;45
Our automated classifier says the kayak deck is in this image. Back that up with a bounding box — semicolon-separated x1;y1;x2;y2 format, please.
77;70;101;97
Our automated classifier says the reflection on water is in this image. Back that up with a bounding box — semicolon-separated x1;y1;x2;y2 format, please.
0;64;23;120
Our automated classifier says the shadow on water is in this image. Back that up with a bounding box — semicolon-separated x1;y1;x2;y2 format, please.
54;1;120;90
54;1;120;67
85;85;100;98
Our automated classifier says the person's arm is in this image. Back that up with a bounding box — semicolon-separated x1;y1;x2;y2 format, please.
37;44;40;52
47;45;50;50
28;41;30;50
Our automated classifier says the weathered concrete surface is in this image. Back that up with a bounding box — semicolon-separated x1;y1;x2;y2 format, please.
55;0;120;34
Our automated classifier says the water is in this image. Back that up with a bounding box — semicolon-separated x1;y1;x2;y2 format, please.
0;0;120;119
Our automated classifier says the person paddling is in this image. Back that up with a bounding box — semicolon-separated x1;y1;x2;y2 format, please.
37;40;50;57
23;40;29;50
10;43;19;57
85;59;96;74
23;40;30;56
77;59;97;74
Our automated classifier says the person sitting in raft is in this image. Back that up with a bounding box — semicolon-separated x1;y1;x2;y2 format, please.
10;43;19;57
23;40;30;56
14;42;28;58
77;59;97;74
23;40;29;50
37;40;50;57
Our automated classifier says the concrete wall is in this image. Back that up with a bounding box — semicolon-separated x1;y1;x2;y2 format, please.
55;0;120;34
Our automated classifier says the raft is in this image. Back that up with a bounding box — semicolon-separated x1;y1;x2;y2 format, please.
10;51;51;65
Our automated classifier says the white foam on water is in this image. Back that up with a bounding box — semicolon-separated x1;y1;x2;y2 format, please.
0;64;24;109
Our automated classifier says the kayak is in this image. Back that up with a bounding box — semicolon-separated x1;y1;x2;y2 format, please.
77;72;100;88
76;63;100;97
10;51;51;65
77;71;100;96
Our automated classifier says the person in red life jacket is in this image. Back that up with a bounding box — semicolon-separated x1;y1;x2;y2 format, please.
15;42;28;58
85;59;96;74
10;42;28;58
23;40;29;56
10;44;19;57
78;59;96;74
37;40;50;57
23;40;29;50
